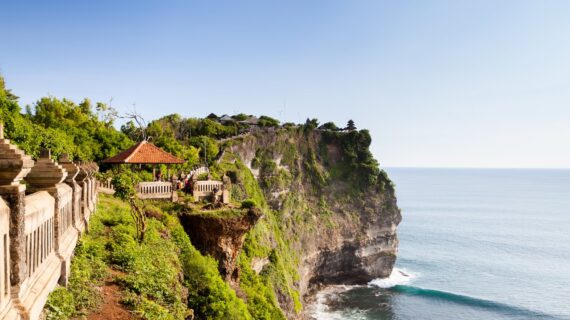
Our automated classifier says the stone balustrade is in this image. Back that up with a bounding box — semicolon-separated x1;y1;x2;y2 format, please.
188;166;208;178
0;198;16;320
194;180;223;193
191;175;231;204
0;125;99;320
96;178;115;195
136;181;175;200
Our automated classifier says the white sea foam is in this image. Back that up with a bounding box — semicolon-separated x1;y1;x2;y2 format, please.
368;268;416;289
307;268;417;319
307;285;362;320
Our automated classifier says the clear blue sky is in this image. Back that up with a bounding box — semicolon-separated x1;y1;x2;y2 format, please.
1;0;569;168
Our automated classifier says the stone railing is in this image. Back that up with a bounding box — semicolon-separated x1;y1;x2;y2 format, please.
188;166;209;178
193;180;223;194
191;176;231;204
0;127;99;320
96;178;115;195
0;198;15;320
136;181;175;200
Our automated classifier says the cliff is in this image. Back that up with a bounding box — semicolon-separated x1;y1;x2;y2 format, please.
206;127;401;318
180;208;263;286
42;125;400;320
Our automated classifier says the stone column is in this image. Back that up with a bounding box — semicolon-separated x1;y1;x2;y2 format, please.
222;174;231;204
0;125;34;294
84;163;94;213
91;162;99;205
191;174;198;200
74;162;89;232
25;149;71;286
59;154;83;233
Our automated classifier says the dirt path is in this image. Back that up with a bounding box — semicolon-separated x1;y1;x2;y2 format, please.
87;270;134;320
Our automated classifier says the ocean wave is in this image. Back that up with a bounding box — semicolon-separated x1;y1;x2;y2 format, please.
391;285;560;319
368;267;416;288
308;286;365;320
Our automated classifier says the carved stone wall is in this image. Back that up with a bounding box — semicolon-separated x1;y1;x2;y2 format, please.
0;127;99;320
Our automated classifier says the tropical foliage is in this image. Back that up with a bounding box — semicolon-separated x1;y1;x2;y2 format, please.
0;75;132;160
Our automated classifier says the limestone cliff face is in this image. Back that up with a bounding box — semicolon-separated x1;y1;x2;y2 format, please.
180;208;263;287
220;128;402;318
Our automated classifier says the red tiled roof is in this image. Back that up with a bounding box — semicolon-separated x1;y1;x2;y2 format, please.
102;141;185;164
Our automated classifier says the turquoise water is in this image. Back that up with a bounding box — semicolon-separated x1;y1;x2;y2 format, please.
311;168;570;320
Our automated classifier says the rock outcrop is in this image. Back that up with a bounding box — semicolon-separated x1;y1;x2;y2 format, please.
224;128;401;318
183;127;401;319
180;208;263;286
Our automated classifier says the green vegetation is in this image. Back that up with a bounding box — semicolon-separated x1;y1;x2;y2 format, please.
111;171;148;242
322;129;386;189
319;121;339;131
241;199;257;209
45;239;107;319
258;115;280;127
187;207;249;218
346;119;357;131
0;76;132;161
46;195;251;320
1;75;393;319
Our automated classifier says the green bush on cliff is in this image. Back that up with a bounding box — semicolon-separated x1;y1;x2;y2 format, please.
241;199;257;209
169;221;251;319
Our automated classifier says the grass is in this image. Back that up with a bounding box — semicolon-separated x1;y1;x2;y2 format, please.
45;194;251;320
186;207;249;218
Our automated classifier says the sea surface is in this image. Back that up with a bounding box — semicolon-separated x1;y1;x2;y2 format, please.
310;168;570;320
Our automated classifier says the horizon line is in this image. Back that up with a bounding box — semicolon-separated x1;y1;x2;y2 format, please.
383;166;570;170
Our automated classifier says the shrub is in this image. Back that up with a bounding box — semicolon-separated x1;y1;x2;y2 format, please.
241;199;257;209
259;115;280;127
45;289;75;320
319;122;338;131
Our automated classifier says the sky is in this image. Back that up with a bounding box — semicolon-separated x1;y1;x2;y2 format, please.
1;0;569;168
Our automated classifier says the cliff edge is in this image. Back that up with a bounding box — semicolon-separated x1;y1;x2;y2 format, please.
208;127;401;318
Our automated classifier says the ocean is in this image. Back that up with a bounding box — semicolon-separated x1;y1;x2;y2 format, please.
310;168;570;320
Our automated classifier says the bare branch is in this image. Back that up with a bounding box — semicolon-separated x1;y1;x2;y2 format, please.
120;105;148;141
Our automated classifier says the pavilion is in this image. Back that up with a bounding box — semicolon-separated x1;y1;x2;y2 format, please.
102;140;184;180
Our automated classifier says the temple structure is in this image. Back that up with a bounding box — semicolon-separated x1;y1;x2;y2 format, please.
102;140;184;201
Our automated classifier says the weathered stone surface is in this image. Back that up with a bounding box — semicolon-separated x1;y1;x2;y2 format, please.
0;132;99;319
180;208;263;286
0;125;34;186
74;162;87;183
25;150;67;188
226;129;401;319
58;153;79;182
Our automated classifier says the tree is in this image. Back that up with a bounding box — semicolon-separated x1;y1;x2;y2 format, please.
346;119;356;131
1;85;131;161
304;118;319;130
121;120;143;141
232;113;249;121
112;172;147;243
189;136;219;165
319;122;338;131
95;102;118;127
258;115;280;127
121;110;148;140
0;75;19;101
